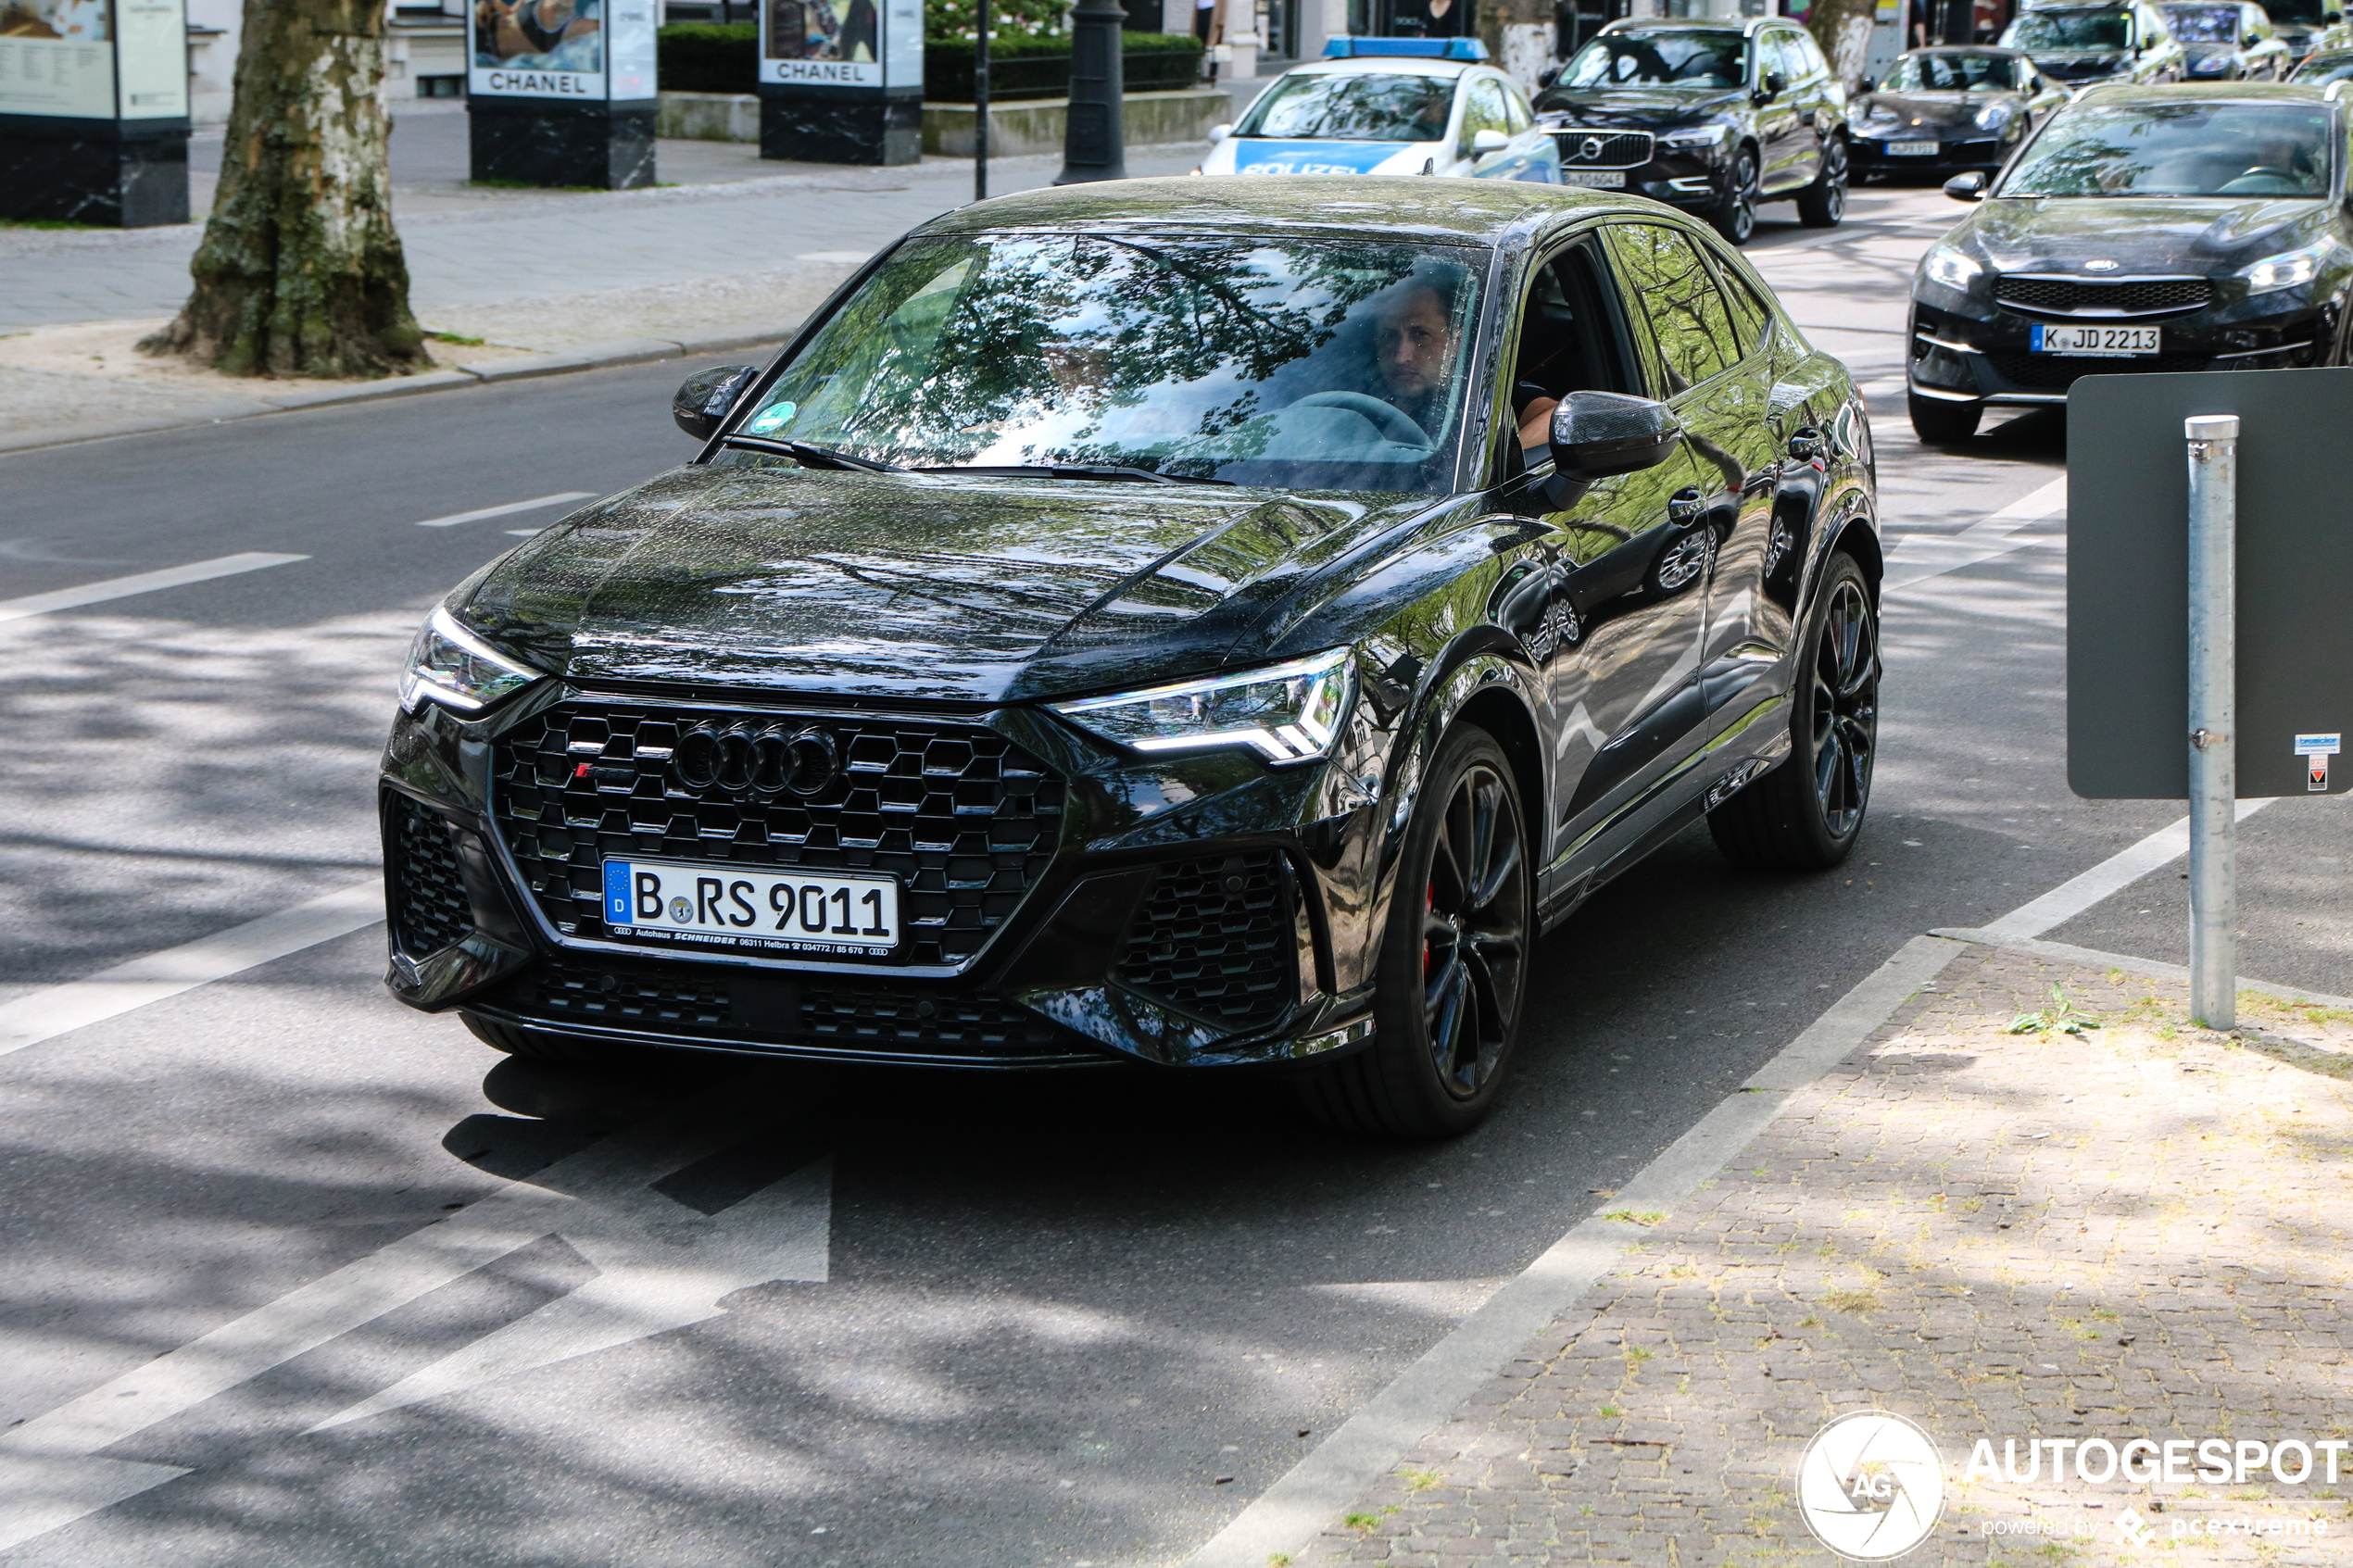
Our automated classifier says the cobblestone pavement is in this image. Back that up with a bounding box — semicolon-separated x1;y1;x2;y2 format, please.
1288;943;2353;1567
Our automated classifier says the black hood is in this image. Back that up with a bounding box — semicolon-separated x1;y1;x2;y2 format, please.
1532;84;1747;130
1855;90;2015;131
458;466;1423;706
1960;194;2328;271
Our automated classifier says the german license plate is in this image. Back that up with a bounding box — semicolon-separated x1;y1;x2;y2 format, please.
601;858;900;957
1559;168;1626;187
1887;139;1939;156
2032;322;2160;356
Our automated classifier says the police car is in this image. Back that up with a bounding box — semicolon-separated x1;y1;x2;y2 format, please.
1197;38;1565;182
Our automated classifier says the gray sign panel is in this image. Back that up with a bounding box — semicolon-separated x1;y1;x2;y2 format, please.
2068;366;2353;800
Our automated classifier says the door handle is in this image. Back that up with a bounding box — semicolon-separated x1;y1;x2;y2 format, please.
1666;486;1705;527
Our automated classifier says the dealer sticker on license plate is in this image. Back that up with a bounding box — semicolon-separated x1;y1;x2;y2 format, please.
1887;140;1939;156
2032;322;2161;356
601;858;900;957
1558;169;1627;187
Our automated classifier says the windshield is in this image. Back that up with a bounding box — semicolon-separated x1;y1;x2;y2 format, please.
2010;8;2133;46
2267;0;2324;24
1551;30;1747;90
1888;51;2028;86
2164;5;2244;39
2001;100;2334;194
1236;70;1453;141
724;235;1488;493
2295;49;2353;76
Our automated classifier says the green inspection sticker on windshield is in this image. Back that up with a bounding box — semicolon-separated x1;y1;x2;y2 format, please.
743;400;797;434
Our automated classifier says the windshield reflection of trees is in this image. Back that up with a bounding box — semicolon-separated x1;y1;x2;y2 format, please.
746;236;1480;492
2004;106;2328;194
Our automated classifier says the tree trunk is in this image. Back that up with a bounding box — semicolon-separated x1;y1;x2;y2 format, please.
140;0;427;379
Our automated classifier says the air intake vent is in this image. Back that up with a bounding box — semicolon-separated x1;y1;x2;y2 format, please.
1994;275;2211;317
1114;851;1296;1031
389;795;470;959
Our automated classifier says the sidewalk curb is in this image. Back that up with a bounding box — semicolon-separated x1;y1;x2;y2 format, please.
1930;928;2353;1010
1179;935;1970;1568
0;330;791;458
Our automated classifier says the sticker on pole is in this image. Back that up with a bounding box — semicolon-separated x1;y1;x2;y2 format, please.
1795;1411;1945;1560
2312;757;2331;792
2294;734;2341;756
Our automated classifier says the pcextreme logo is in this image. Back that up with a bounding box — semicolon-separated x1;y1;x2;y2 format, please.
1796;1411;1947;1561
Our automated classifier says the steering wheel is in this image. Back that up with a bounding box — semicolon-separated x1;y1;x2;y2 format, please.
2236;164;2300;182
1290;391;1432;446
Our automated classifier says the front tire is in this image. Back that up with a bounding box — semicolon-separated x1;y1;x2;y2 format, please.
1796;135;1848;227
1298;725;1532;1139
1708;553;1879;872
1907;390;1982;444
1710;148;1760;245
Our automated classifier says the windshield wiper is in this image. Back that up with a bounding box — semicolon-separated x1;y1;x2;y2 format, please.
719;435;912;474
914;463;1235;486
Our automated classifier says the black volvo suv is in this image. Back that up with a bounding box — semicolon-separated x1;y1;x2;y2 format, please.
1532;17;1853;244
383;182;1882;1137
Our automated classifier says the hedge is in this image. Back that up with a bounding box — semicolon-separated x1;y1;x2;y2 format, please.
655;23;1205;100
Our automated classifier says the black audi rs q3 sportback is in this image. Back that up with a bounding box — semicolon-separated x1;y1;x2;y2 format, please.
383;181;1882;1138
1909;82;2353;442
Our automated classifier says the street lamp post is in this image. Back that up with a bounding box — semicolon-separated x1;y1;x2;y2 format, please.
1057;0;1127;183
976;0;992;201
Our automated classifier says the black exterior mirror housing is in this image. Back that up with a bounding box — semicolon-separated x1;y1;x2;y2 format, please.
1857;73;1877;91
1944;170;1989;201
673;363;759;440
1758;69;1788;98
1549;391;1685;481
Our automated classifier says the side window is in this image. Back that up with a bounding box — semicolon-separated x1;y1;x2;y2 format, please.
1788;29;1830;80
1503;81;1534;133
1708;248;1775;358
1603;223;1743;396
1461;78;1510;155
1776;31;1815;82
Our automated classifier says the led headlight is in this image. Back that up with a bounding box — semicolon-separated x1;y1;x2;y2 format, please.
1920;243;1983;293
2238;237;2334;293
1973;102;2014;129
1051;647;1355;765
399;606;546;715
1658;123;1731;148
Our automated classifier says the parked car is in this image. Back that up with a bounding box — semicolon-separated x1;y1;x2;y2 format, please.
1197;37;1561;182
2288;40;2353;75
2162;0;2293;75
1529;16;1851;244
383;181;1883;1138
1907;82;2353;442
2000;0;2188;83
2261;0;2352;63
1849;47;2071;181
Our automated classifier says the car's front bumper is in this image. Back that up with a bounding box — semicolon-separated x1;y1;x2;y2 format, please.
380;680;1399;1073
1906;294;2333;408
1851;134;2011;178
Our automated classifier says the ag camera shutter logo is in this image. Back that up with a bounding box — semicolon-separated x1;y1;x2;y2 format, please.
1796;1411;1946;1560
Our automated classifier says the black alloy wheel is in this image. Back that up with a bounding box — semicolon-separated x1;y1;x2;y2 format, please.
1299;725;1532;1138
1708;552;1880;871
1797;134;1848;228
1711;148;1760;245
1907;389;1982;444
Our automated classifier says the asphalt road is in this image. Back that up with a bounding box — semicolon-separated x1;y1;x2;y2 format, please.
1;182;2346;1568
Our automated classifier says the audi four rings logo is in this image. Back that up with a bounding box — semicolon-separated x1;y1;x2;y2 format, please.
672;722;839;797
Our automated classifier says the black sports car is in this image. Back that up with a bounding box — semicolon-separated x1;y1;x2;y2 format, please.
1532;17;1852;244
1908;82;2353;442
383;182;1882;1137
1849;47;2071;181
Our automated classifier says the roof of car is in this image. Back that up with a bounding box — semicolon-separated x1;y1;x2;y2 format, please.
1904;43;2034;53
910;177;1623;245
1597;15;1800;32
2073;77;2336;100
1277;55;1480;79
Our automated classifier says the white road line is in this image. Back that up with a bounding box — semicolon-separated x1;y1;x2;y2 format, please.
0;1090;829;1554
0;553;308;623
1183;935;1969;1568
1883;474;2068;590
0;881;381;1060
414;492;595;530
413;492;595;529
1942;796;2274;944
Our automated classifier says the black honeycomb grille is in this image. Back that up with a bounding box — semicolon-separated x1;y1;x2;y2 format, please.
1994;276;2211;316
1114;851;1295;1030
1987;349;2209;388
490;701;1065;967
1551;129;1654;168
390;795;470;958
488;955;1095;1061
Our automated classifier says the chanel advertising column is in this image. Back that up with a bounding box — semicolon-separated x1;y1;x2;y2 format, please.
468;0;658;188
0;0;191;227
759;0;923;165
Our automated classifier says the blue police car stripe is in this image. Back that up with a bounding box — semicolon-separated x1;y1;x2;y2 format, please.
1232;139;1417;175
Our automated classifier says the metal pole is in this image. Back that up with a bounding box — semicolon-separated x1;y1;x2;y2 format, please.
2185;412;2238;1029
975;0;991;202
1055;0;1128;183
